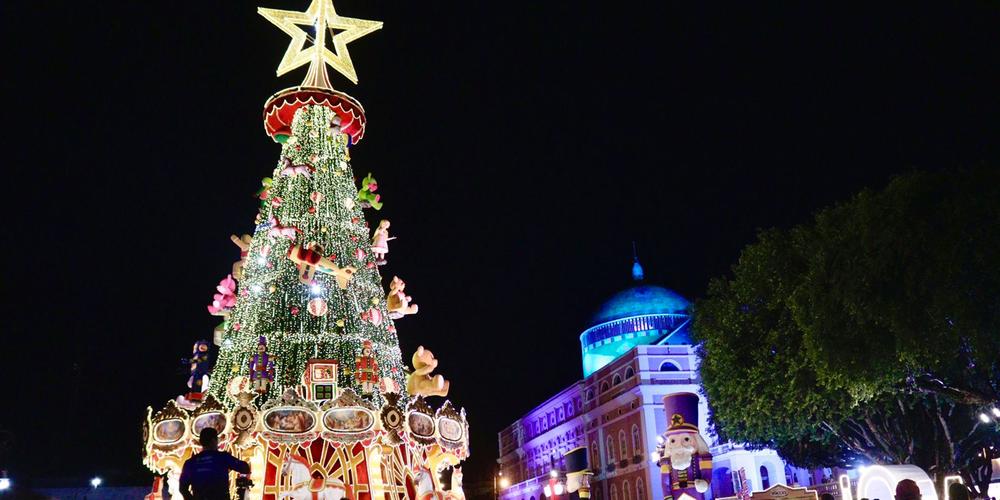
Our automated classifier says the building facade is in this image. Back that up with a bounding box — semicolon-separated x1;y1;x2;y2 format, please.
498;261;821;500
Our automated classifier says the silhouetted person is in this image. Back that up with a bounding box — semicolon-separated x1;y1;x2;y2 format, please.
821;493;836;500
947;483;969;500
895;479;921;500
179;427;250;499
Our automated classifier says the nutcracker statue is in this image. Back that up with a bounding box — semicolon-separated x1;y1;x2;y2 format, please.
248;336;275;394
355;340;379;394
655;392;713;500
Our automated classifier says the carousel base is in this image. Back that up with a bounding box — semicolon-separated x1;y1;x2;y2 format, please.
142;390;469;500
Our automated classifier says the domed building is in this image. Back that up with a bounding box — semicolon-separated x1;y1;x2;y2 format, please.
497;258;828;500
581;261;692;377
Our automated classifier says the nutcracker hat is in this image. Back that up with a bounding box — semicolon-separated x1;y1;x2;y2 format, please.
258;336;267;346
663;392;701;436
362;340;373;349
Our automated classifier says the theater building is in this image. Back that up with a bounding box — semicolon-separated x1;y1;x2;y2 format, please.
497;259;819;500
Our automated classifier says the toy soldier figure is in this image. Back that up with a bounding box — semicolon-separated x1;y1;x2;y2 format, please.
355;340;379;394
248;336;275;394
655;392;713;500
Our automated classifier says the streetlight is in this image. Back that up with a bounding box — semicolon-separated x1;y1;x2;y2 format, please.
979;413;991;424
494;470;505;500
90;477;102;488
992;407;1000;418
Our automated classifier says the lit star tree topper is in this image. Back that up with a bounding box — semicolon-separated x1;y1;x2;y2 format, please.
259;0;383;88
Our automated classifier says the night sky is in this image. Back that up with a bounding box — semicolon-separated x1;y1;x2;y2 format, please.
3;0;999;492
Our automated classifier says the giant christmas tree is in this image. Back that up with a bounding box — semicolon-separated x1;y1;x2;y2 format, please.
209;102;407;402
141;2;469;498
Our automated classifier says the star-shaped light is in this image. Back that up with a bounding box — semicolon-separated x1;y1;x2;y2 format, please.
259;0;382;86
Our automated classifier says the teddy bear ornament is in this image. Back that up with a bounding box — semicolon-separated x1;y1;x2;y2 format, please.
405;346;449;398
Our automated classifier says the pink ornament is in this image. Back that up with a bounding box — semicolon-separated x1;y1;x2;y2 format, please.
354;248;366;261
271;196;283;207
308;298;328;317
387;324;396;333
361;307;383;326
234;323;241;331
260;244;272;257
291;306;300;316
310;191;324;204
207;274;238;316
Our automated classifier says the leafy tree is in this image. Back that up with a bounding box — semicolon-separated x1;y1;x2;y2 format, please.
694;168;1000;482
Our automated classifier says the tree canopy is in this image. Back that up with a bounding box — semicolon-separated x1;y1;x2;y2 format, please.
693;168;1000;477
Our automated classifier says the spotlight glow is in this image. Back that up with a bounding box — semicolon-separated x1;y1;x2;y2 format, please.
90;477;102;488
0;478;10;491
992;407;1000;418
554;483;564;495
980;413;992;424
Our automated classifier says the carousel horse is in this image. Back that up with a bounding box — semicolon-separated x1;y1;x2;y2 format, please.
279;455;352;500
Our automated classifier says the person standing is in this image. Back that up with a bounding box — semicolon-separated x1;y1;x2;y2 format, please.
179;427;250;499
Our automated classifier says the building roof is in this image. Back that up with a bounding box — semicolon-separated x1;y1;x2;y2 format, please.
589;284;690;326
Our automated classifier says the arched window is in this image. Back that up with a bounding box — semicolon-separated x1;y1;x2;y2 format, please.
612;374;622;386
637;479;645;500
600;381;610;393
659;360;681;372
631;424;642;455
591;442;601;472
618;430;628;461
623;481;632;500
586;389;594;401
760;465;771;490
606;436;616;463
625;367;635;379
610;485;618;500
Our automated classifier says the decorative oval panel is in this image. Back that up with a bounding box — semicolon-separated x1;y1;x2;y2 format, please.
262;408;316;434
192;412;227;436
153;419;186;444
322;408;374;433
408;412;435;438
437;416;464;443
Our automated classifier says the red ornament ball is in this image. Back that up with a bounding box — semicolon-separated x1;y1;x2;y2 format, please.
308;298;328;317
291;306;300;316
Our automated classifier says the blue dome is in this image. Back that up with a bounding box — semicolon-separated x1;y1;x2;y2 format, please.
589;285;690;325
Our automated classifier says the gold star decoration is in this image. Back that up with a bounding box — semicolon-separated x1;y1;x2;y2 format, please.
259;0;383;86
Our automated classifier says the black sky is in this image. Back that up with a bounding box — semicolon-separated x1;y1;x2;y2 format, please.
2;0;999;492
